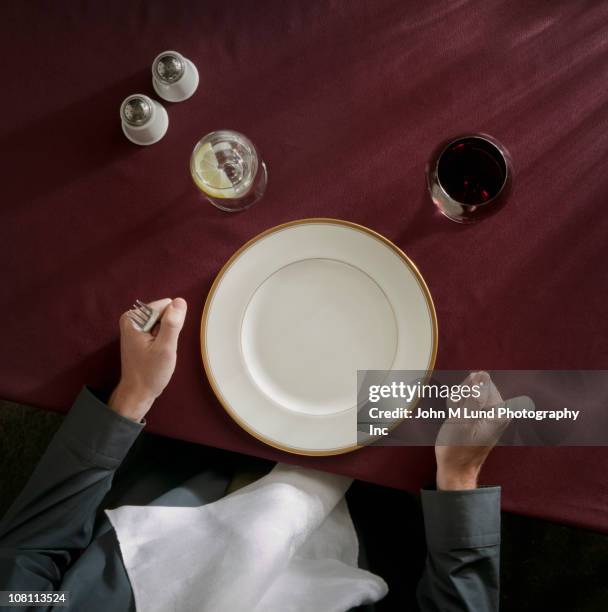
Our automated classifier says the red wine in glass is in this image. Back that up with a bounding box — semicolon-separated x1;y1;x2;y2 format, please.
427;134;511;223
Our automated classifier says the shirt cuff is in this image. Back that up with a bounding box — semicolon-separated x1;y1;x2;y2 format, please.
420;486;501;550
58;386;144;469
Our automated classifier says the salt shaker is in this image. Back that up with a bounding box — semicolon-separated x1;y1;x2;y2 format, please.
120;94;169;145
152;50;199;102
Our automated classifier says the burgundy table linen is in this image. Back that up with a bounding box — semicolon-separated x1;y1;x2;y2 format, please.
1;2;607;531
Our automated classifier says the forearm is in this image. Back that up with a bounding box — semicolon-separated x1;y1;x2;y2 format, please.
0;387;142;584
416;487;501;612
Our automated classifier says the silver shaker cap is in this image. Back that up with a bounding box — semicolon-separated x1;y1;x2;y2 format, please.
121;95;153;126
154;53;185;84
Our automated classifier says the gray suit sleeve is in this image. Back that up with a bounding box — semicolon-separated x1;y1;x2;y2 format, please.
416;487;501;612
0;387;143;591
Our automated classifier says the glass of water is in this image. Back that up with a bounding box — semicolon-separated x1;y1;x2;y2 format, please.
190;130;268;212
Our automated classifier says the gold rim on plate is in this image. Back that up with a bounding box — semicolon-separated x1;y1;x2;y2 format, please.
200;218;438;456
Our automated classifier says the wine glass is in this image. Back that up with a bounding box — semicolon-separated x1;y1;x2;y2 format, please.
427;134;512;223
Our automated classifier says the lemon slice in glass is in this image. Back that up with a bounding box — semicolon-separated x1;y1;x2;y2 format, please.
191;142;237;199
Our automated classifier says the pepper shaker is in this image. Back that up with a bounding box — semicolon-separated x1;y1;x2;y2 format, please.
152;50;199;102
120;94;169;145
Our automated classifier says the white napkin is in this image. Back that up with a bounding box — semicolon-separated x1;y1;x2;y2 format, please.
106;464;388;612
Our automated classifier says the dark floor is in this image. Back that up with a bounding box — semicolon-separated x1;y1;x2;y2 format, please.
1;400;607;612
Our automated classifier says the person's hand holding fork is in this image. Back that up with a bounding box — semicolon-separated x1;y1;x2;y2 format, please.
109;297;188;422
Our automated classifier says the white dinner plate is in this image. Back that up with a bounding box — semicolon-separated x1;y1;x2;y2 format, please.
201;219;437;455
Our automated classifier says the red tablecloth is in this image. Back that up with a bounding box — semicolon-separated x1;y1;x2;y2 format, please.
1;1;607;532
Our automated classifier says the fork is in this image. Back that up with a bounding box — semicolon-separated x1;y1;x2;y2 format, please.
127;299;160;332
